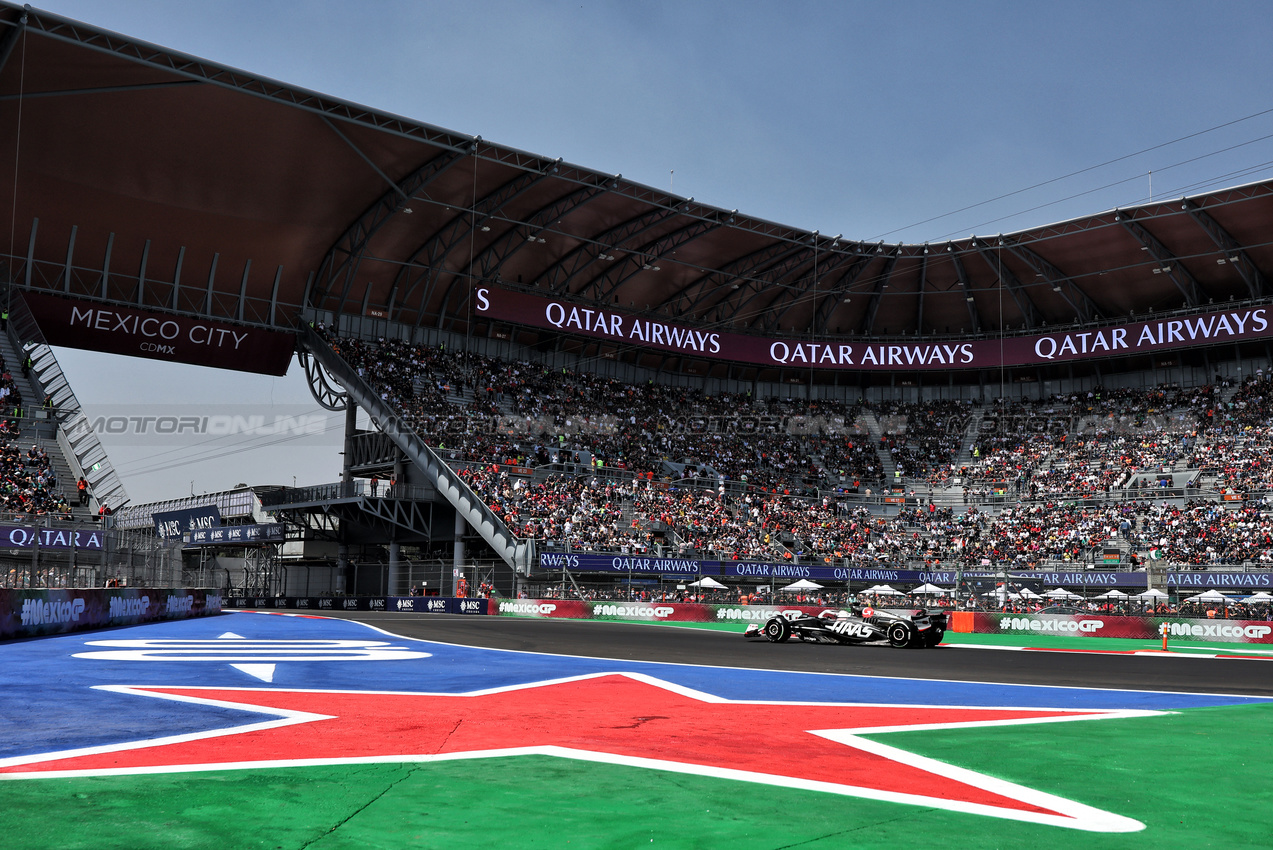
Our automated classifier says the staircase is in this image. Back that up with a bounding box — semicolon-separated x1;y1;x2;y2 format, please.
301;326;534;573
0;330;122;518
952;412;983;473
6;294;128;513
860;410;896;482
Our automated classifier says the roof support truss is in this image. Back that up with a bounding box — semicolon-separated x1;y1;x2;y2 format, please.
541;207;680;296
1117;216;1205;307
1003;239;1100;323
810;253;874;333
705;246;819;327
973;245;1040;329
662;240;797;315
390;163;557;323
1182;199;1268;299
314;147;467;316
0;7;27;74
949;249;983;333
915;254;928;332
476;183;610;283
588;218;724;304
410;182;609;327
858;251;900;336
760;242;860;333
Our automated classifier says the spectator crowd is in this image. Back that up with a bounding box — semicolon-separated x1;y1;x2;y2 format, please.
322;329;1273;570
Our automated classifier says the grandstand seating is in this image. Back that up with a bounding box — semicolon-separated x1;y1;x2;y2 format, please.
0;358;75;521
320;328;1273;570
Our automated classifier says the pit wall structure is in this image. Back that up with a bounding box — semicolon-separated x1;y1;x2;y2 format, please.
1;588;223;640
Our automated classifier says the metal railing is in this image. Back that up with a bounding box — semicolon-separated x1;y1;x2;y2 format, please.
7;293;129;511
258;479;437;507
300;325;535;572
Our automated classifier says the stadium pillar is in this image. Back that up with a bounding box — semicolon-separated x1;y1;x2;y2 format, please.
388;541;400;596
341;403;357;487
337;402;358;589
453;512;466;597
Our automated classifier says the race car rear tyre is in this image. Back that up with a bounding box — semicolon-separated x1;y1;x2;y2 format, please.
887;622;913;648
763;618;791;643
924;627;945;647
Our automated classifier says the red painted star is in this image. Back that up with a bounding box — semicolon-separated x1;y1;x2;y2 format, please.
0;672;1150;831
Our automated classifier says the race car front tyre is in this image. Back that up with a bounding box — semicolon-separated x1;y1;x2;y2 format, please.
887;621;913;648
763;618;791;643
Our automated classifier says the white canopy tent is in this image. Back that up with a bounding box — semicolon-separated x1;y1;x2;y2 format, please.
1044;588;1082;599
688;577;728;589
909;583;949;595
862;584;904;596
779;579;823;592
1134;589;1170;601
1242;591;1273;603
1184;590;1232;603
1093;589;1129;599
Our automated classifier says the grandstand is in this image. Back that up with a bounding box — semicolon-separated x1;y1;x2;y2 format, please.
2;3;1273;608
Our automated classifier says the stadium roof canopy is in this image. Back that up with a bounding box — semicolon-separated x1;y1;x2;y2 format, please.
2;3;1272;379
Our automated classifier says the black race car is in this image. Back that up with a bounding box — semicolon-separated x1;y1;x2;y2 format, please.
743;605;946;648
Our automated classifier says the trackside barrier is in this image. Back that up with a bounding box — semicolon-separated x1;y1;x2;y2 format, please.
494;599;889;623
0;588;222;640
494;600;1273;646
223;596;494;615
954;611;1273;644
217;599;1273;646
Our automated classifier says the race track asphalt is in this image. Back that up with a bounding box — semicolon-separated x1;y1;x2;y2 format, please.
314;611;1273;696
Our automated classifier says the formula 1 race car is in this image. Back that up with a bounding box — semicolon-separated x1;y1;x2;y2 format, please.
743;605;946;648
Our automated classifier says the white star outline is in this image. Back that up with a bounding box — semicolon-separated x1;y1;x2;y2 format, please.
0;671;1161;833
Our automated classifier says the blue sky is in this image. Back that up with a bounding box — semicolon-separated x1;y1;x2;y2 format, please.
26;0;1273;504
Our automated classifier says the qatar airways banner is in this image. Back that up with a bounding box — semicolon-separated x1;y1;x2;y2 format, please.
537;553;1273;589
0;525;103;551
474;284;1273;371
963;611;1273;645
21;292;296;376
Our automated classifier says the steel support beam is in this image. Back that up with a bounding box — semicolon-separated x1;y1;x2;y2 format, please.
545;206;680;296
660;240;797;315
973;244;1040;329
392;163;559;322
397;182;608;326
1182;199;1268;299
949;248;983;333
697;245;814;326
314;148;467;316
761;241;859;333
62;225;77;294
810;253;874;333
915;254;928;333
300;349;349;411
1117;215;1204;307
857;251;900;336
0;7;27;75
589;218;724;304
1003;239;1099;322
